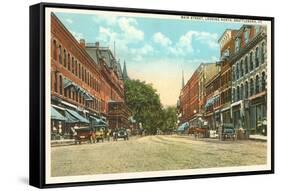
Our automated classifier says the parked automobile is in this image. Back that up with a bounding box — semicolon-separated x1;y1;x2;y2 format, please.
220;124;236;141
113;129;129;141
74;127;95;144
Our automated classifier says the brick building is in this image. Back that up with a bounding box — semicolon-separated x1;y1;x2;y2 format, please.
50;13;130;139
218;29;238;125
229;25;267;135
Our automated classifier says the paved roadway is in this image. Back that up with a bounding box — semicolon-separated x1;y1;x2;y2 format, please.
51;135;267;177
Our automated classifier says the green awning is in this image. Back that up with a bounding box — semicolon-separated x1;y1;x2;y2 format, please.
90;116;107;127
51;107;66;121
66;109;89;124
64;110;79;123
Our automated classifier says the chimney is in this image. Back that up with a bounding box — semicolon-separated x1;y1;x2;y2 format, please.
79;39;85;48
95;41;100;48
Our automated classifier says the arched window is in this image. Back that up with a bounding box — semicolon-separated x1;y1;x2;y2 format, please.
237;86;240;101
75;60;78;76
58;45;62;64
250;52;254;71
54;73;57;92
240;60;244;77
78;63;81;79
63;49;67;67
262;72;266;91
245;81;248;98
67;53;70;70
245;56;248;74
59;75;63;95
256;75;260;94
255;47;259;67
236;63;239;79
261;42;265;63
53;40;57;60
240;84;244;99
250;79;254;96
232;66;236;81
71;57;75;74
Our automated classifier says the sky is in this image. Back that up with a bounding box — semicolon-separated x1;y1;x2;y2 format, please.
55;11;242;107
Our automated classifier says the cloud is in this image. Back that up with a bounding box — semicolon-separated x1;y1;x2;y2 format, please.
153;32;172;47
70;30;84;41
66;18;73;24
92;15;118;26
118;17;144;41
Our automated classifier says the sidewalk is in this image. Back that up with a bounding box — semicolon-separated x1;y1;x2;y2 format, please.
249;134;267;141
51;139;75;147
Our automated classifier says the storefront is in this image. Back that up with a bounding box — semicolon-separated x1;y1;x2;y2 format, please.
249;95;267;135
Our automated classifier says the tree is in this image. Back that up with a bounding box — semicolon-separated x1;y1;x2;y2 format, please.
124;79;177;135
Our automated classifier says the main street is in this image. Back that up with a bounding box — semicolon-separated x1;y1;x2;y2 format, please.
51;135;266;177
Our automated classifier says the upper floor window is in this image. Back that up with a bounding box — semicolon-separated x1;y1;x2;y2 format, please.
244;29;250;44
240;60;244;77
53;40;57;60
262;72;266;91
59;75;63;95
250;79;254;96
255;47;260;67
245;81;248;98
255;25;260;35
237;86;240;101
240;84;244;100
235;38;241;53
63;49;67;67
67;53;70;70
244;56;248;74
261;42;265;63
58;45;62;64
256;75;260;94
71;57;75;74
250;52;254;71
236;63;239;79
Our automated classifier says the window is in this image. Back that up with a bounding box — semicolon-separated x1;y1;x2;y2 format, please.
244;29;250;44
250;79;254;96
54;73;57;92
58;45;62;64
67;53;70;70
59;75;63;95
232;66;235;81
250;52;254;71
261;42;265;63
235;38;241;52
245;81;248;98
237;86;240;101
72;57;75;74
255;25;260;34
53;40;57;60
236;63;239;79
256;75;260;94
240;84;244;100
63;49;67;67
75;60;78;76
78;63;81;78
255;47;259;67
240;60;244;77
262;72;266;91
82;66;84;81
244;56;248;74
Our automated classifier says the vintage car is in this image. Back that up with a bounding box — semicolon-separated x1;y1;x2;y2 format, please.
220;123;236;141
113;129;129;141
74;127;95;144
95;127;105;142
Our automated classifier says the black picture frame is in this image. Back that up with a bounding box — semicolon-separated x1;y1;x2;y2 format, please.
29;2;274;189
